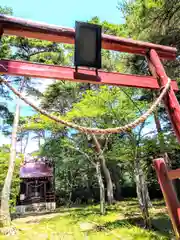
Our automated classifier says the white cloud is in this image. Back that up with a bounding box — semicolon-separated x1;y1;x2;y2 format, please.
0;132;10;146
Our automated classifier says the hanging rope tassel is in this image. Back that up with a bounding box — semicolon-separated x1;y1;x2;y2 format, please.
0;77;171;135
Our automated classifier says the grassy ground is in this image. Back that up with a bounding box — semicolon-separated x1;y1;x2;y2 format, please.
0;199;174;240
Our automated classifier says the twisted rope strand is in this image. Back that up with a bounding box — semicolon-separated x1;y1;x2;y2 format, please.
0;77;171;135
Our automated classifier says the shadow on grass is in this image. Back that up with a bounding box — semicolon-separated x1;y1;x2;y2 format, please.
96;216;171;239
106;214;172;237
103;218;142;229
151;215;172;234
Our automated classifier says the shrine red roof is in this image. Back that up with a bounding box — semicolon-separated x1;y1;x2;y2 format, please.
20;161;53;178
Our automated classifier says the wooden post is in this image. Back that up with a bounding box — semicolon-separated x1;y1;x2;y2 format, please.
149;49;180;143
153;159;180;239
0;60;178;90
0;25;3;39
0;14;176;59
26;182;28;198
44;181;46;201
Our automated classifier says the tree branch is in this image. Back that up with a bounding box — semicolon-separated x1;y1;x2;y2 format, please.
68;145;96;167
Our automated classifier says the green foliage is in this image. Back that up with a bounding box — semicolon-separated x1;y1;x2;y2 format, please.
0;145;22;209
89;16;126;36
67;85;145;125
41;81;81;113
118;0;180;77
0;7;14;123
0;7;13;59
40;136;98;205
0;6;13;15
0;104;13;124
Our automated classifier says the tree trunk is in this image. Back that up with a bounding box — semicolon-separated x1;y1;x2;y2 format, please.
134;158;151;228
153;110;165;153
99;155;114;204
95;161;105;215
92;134;114;204
153;98;171;167
23;133;29;154
20;137;23;154
0;102;20;227
38;133;41;149
110;164;122;200
0;80;24;228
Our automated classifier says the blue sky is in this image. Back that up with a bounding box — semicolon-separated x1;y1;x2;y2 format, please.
2;0;123;26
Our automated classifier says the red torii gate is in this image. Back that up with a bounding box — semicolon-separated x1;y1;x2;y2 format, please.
1;14;180;238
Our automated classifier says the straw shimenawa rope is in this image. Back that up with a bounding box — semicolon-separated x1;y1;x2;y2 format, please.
0;77;171;135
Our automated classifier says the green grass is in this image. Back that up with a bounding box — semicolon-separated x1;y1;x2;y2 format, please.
0;199;174;240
